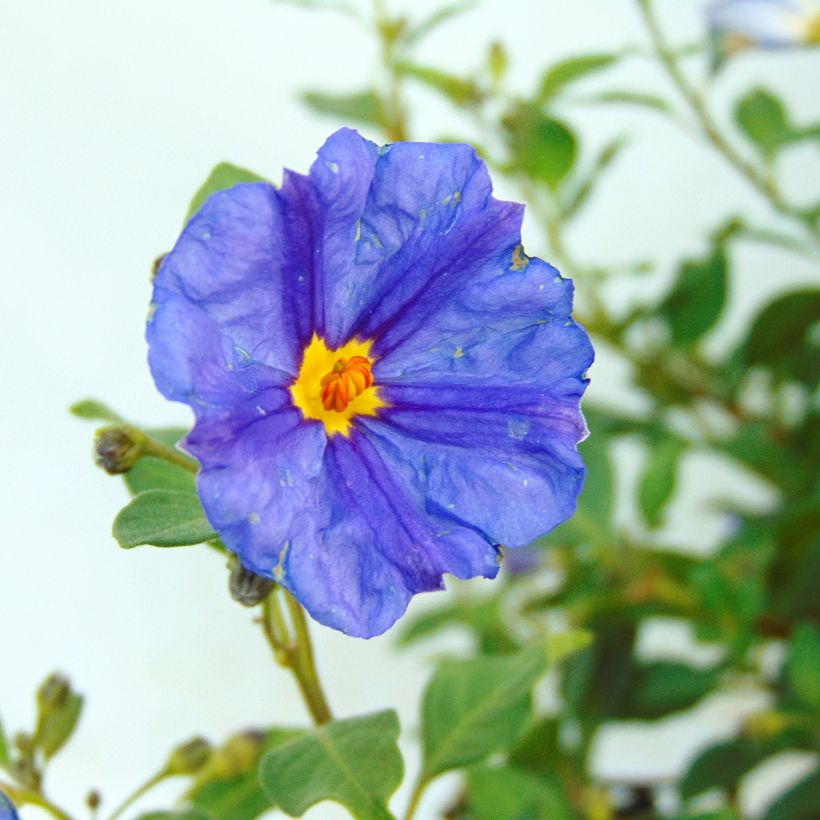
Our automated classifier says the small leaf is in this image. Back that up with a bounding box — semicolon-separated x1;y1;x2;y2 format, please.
633;662;718;719
581;90;673;115
125;429;197;496
503;104;576;189
40;694;83;760
403;1;477;47
70;399;122;423
660;243;728;346
538;54;619;102
395;62;483;107
186;163;267;224
638;436;686;527
680;737;769;800
466;764;573;820
113;490;216;549
735;88;792;158
740;289;820;381
301;89;386;128
546;629;594;665
421;648;546;779
259;710;402;819
761;768;820;820
787;623;820;710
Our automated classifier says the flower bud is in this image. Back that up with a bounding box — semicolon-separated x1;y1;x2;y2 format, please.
93;425;145;474
86;791;101;812
229;562;275;607
166;736;212;775
206;731;266;780
36;674;71;713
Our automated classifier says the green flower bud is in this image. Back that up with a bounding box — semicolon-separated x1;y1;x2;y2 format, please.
206;731;266;780
36;674;71;713
86;790;101;811
166;736;212;775
93;425;145;474
229;562;275;607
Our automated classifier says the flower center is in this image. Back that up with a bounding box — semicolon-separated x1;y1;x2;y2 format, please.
290;335;386;436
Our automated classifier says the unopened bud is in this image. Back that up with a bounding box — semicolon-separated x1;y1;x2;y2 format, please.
14;732;35;754
36;674;71;713
86;790;101;811
208;731;266;779
166;736;212;775
93;425;145;474
229;562;275;607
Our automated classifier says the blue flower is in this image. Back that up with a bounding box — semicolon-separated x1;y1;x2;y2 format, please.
0;791;19;820
147;129;592;637
707;0;820;51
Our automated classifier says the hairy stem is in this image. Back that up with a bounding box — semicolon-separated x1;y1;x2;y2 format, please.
107;771;166;820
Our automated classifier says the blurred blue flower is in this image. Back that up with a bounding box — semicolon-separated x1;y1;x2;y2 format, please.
148;129;592;637
707;0;820;52
0;791;19;820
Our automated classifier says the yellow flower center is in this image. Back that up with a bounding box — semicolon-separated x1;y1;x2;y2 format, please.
290;334;387;436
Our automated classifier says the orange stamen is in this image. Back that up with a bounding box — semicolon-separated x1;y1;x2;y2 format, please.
320;355;374;412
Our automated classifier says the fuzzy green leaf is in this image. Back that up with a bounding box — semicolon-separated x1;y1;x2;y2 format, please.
421;649;546;779
787;623;820;710
660;244;728;346
504;104;577;189
70;399;123;423
113;490;216;549
40;694;83;760
186;163;267;224
259;710;402;819
466;764;573;820
301;89;386;128
638;437;686;527
396;61;483;107
538;54;619;102
124;429;196;496
0;713;9;766
681;738;769;800
761;769;820;820
735;88;792;158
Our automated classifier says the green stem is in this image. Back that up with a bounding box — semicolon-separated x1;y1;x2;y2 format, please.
261;589;333;726
142;434;198;473
401;775;427;820
107;771;167;820
635;0;819;241
0;785;73;820
373;0;408;141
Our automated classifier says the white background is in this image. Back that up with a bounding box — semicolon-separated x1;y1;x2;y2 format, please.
1;0;818;817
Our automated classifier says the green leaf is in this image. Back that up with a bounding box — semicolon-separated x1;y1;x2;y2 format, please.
660;244;728;346
638;436;686;527
301;90;386;128
735;88;792;158
136;813;210;820
40;693;83;760
113;490;216;549
259;710;402;819
680;737;770;800
403;1;477;47
633;662;719;720
0;713;9;766
761;768;820;820
581;90;673;115
787;623;820;710
740;289;820;382
70;399;122;423
503;103;577;189
395;61;483;107
538;54;619;102
124;429;196;496
466;764;574;820
421;649;546;779
186;163;267;224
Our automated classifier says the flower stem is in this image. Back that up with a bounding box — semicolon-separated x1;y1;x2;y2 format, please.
141;434;198;473
401;775;427;820
107;771;166;820
0;784;73;820
635;0;818;241
261;588;333;726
